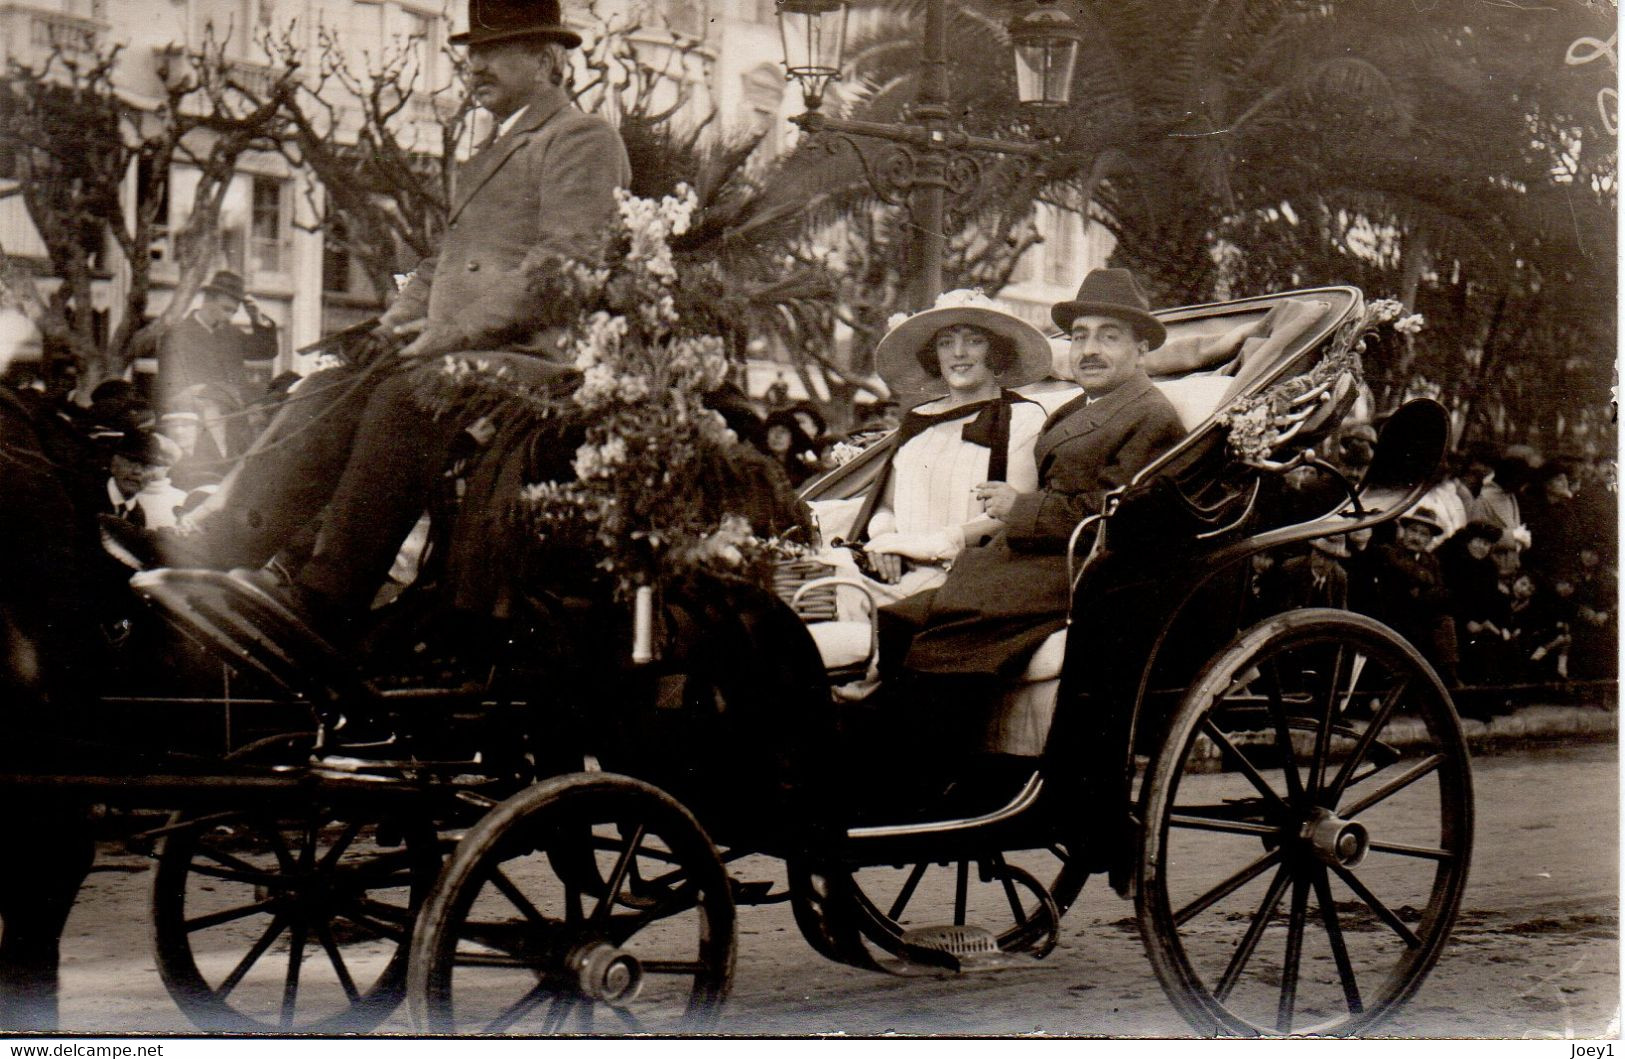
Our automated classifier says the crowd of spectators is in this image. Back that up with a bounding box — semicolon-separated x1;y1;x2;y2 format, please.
1250;424;1618;693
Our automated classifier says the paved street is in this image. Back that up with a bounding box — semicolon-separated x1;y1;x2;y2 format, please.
48;739;1618;1038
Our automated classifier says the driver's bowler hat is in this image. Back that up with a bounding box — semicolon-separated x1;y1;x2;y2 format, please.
449;0;582;49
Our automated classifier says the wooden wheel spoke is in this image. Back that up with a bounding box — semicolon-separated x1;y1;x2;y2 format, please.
487;981;554;1034
214;914;287;1000
1259;660;1307;805
1214;864;1292;1003
489;868;549;926
334;898;414;944
539;992;577;1034
1169;814;1279;838
1306;646;1347;797
954;860;970;926
1200;718;1291;816
184;862;286;889
185;896;280;933
1276;874;1310;1033
315;821;363;874
265;826;298;872
1339;754;1445;818
1367;840;1455;861
1174;847;1281;926
312;921;361;1004
1325;679;1408;806
1312;865;1363;1016
594;824;648;925
640;959;709;975
1329;862;1421;948
993;858;1029;927
886;862;929;922
280;922;308;1028
195;844;274;879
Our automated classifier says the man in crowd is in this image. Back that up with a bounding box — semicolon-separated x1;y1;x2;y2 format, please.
103;0;631;647
102;431;188;530
132;269;279;459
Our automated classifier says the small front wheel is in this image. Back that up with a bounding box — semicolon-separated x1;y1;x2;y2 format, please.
407;773;735;1034
1137;610;1472;1036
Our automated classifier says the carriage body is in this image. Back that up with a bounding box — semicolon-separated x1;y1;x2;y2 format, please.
0;287;1472;1037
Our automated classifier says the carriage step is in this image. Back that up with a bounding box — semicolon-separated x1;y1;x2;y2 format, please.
894;924;1022;973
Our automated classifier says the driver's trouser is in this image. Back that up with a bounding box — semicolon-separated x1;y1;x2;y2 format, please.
185;352;571;615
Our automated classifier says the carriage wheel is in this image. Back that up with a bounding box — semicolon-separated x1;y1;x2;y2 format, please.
151;737;441;1032
837;846;1083;960
407;773;734;1034
1137;610;1472;1036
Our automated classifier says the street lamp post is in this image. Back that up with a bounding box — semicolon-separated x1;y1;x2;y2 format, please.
777;0;1083;310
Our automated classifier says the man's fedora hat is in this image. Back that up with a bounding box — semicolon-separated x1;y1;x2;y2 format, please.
201;270;246;302
874;289;1054;407
449;0;583;48
1051;268;1167;350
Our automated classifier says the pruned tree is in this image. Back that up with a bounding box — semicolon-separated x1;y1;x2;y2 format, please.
0;31;296;395
268;21;470;303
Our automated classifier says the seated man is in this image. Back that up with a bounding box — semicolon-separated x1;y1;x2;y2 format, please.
102;0;631;645
876;269;1186;747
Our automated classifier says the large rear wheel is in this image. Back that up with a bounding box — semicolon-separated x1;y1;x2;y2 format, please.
1137;610;1472;1036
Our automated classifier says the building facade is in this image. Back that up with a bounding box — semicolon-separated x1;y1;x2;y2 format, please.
0;0;1108;395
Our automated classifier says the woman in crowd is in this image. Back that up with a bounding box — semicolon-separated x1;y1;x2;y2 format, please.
825;290;1052;602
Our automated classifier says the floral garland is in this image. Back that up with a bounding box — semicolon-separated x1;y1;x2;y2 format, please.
1216;296;1416;465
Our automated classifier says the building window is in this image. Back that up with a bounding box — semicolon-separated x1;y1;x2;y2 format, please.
666;0;706;40
400;9;440;90
249;175;288;275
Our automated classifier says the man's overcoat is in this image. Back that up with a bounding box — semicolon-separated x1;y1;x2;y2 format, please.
884;371;1186;677
388;95;633;358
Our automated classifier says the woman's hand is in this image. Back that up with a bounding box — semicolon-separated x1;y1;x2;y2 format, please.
973;482;1019;521
867;528;962;567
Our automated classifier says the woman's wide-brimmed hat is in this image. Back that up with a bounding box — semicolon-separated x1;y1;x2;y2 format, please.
874;289;1054;406
449;0;583;48
1050;268;1166;349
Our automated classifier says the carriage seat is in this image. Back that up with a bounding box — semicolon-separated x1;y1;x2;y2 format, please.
801;296;1344;754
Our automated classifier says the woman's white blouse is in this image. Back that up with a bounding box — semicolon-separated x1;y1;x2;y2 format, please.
878;400;1045;538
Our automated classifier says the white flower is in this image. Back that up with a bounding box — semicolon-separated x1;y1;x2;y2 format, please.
1367;298;1405;325
616;372;651;402
1393;313;1426;335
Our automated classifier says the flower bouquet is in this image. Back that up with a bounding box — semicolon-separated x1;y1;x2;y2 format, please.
422;186;812;645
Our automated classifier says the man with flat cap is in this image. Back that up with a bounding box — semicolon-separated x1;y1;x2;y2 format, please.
878;268;1186;696
106;0;632;634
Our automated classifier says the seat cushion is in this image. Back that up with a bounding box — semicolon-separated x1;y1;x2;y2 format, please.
1154;375;1235;431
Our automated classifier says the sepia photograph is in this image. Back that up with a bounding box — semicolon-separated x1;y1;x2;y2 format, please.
0;0;1616;1044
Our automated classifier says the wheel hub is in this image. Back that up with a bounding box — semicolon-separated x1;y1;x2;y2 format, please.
568;941;644;1006
1302;807;1369;867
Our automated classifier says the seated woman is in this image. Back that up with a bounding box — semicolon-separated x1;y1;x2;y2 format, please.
823;290;1052;602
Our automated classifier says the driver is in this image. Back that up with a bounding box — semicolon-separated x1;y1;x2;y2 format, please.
101;0;631;645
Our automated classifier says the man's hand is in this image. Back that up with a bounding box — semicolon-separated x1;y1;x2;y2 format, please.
867;551;905;584
242;296;270;326
974;482;1019;521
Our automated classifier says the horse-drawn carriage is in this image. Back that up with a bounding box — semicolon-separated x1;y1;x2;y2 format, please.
0;285;1470;1037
